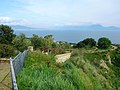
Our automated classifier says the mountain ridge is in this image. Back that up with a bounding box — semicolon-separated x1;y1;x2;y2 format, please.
10;24;120;31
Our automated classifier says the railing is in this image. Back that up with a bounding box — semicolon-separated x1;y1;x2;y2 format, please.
10;50;28;90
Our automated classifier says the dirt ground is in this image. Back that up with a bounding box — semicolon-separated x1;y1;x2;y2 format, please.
55;53;71;63
0;62;12;90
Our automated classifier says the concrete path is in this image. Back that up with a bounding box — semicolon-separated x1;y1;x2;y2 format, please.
55;53;71;63
0;62;12;90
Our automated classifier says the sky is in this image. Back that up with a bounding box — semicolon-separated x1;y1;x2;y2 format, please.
0;0;120;28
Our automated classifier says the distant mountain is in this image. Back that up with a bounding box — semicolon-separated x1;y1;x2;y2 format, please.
10;25;36;30
10;24;120;31
53;24;120;31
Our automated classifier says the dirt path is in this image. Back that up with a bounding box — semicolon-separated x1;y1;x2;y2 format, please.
55;53;71;63
0;62;12;90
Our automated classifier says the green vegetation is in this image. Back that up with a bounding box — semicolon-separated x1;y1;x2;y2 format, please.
0;25;71;57
0;25;120;90
0;25;15;44
17;47;120;90
17;52;76;90
98;37;111;49
0;44;15;57
12;33;31;52
0;25;16;57
77;38;96;48
111;47;120;67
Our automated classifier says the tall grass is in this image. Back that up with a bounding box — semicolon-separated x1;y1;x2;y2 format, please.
17;49;119;90
17;52;77;90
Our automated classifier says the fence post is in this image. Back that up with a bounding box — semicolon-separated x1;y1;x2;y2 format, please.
10;57;18;90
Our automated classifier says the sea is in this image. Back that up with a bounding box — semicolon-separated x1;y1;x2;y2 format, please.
14;29;120;44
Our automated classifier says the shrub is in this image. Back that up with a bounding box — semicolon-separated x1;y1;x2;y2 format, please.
111;47;120;67
71;50;79;57
0;44;15;58
82;38;96;47
12;33;31;52
77;41;85;48
51;48;65;55
98;37;111;49
77;38;96;48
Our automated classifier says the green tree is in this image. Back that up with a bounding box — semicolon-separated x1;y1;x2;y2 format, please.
82;38;96;47
0;25;15;44
12;33;31;52
44;35;54;47
30;34;44;49
98;37;111;49
0;44;15;58
77;41;85;48
77;38;96;48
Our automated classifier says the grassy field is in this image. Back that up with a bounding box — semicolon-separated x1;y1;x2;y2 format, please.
17;48;120;90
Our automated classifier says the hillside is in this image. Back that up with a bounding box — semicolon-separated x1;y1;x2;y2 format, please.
16;47;120;90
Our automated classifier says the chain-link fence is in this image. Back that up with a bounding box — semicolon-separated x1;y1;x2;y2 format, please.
10;50;28;90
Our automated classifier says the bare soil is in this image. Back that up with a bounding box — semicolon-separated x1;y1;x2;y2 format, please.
0;62;12;90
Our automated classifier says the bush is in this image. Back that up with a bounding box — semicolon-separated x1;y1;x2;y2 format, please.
82;38;96;47
98;37;111;49
51;48;65;55
77;41;85;48
111;47;120;67
0;44;15;58
12;33;31;52
71;50;79;57
77;38;96;48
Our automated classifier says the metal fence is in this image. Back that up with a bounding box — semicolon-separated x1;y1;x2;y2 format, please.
10;50;28;90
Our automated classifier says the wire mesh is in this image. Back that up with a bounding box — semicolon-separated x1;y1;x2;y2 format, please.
10;50;28;90
12;50;28;75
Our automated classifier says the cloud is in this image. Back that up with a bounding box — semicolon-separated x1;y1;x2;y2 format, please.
1;0;120;27
15;0;120;27
0;16;29;25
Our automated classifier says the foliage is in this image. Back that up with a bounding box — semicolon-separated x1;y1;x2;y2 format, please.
77;41;85;48
0;44;15;58
0;25;15;44
57;41;71;49
98;37;111;49
17;49;117;90
77;38;96;48
111;47;120;67
30;34;43;49
30;34;54;50
12;33;31;52
17;52;76;90
16;36;120;90
51;48;65;55
68;49;119;90
82;38;96;47
44;35;54;47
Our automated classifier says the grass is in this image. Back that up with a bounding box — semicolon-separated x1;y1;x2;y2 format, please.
17;49;120;90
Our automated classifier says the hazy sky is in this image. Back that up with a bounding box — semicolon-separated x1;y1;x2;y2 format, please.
0;0;120;27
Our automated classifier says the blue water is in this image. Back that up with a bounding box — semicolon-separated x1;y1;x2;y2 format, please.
14;29;120;44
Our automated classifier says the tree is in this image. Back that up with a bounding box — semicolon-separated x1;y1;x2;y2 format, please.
98;37;111;49
77;41;85;48
44;35;54;47
0;44;15;58
12;33;31;52
82;38;96;47
0;25;15;44
77;38;96;48
30;34;44;49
